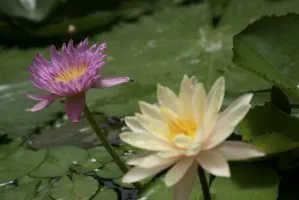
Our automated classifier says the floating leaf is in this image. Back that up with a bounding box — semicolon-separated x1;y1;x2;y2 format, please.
97;162;123;179
93;188;118;200
0;177;38;200
88;146;123;164
29;115;106;149
239;103;299;154
50;175;98;200
0;145;47;183
220;0;299;34
29;146;88;177
270;86;291;114
233;14;299;100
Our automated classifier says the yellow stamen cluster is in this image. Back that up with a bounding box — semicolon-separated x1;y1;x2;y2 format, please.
168;117;197;139
54;65;87;83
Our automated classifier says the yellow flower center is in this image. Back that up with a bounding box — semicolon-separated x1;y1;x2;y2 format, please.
54;65;87;83
168;117;197;139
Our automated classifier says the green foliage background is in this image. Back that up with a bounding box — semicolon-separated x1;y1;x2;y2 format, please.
1;0;299;199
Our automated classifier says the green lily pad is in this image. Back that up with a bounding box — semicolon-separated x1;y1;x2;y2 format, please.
50;175;98;200
97;162;123;179
29;146;88;177
113;177;135;188
0;82;63;137
220;0;299;34
31;179;53;200
0;144;47;183
239;103;299;155
209;163;279;200
88;146;124;164
93;188;118;200
0;177;38;200
29;115;106;149
233;14;299;100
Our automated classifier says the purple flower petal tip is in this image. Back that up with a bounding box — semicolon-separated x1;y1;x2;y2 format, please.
93;76;132;88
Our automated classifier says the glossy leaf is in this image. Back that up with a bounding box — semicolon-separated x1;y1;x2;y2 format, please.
50;175;98;200
239;103;299;155
233;14;299;100
93;188;118;200
0;145;47;182
29;146;88;177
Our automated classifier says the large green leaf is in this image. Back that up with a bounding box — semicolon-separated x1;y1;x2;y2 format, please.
29;146;88;177
0;47;62;137
92;188;118;200
96;162;123;179
239;103;299;155
220;0;299;94
87;3;231;116
0;178;38;200
138;163;278;200
29;115;106;149
0;143;47;183
220;0;299;34
50;175;98;200
209;163;279;200
233;14;299;100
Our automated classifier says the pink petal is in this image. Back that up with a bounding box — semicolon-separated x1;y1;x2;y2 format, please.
65;93;86;122
196;149;230;177
215;141;265;161
173;161;197;200
27;99;55;112
26;93;59;101
92;76;131;88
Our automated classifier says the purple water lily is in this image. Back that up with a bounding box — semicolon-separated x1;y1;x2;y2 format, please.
27;38;131;122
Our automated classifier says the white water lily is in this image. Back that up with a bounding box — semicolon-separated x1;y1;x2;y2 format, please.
120;75;265;200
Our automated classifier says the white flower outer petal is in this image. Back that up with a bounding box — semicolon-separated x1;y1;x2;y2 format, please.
216;141;265;160
196;149;230;177
164;157;195;187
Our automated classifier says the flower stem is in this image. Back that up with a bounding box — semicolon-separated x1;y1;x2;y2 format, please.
198;167;212;200
83;105;142;190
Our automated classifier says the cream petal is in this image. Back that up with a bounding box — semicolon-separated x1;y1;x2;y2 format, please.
120;132;176;151
160;106;180;122
216;141;265;161
185;126;204;156
192;82;206;126
135;113;169;142
196;149;230;177
125;116;148;134
158;151;184;158
203;94;252;150
122;163;172;183
139;101;163;120
174;134;192;149
179;75;198;117
218;93;252;119
164;157;195;187
173;161;197;200
157;84;184;115
126;152;152;165
204;77;225;137
128;153;181;168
